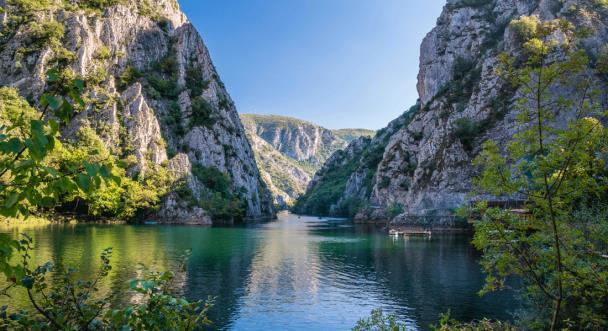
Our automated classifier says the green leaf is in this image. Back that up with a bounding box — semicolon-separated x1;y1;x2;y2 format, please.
20;275;34;289
85;163;98;177
46;69;59;82
4;193;19;208
73;79;85;92
43;95;62;111
77;174;90;192
142;280;155;291
1;138;22;154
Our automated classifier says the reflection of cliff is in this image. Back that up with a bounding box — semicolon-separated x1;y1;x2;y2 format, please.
175;228;261;330
243;216;321;302
316;234;517;328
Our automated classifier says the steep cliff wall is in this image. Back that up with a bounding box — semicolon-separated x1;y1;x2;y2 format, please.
372;0;607;220
0;0;274;223
296;0;608;221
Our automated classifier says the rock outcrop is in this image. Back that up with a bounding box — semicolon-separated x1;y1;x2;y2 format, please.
297;0;608;222
0;0;274;223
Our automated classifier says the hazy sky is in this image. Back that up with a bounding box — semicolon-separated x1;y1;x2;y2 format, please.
180;0;446;130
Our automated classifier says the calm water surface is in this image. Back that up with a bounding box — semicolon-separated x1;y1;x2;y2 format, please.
0;212;517;330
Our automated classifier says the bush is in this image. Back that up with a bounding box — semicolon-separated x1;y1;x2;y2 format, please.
72;0;126;12
186;65;209;96
189;96;216;128
59;127;173;220
145;53;180;98
163;101;185;136
192;164;231;195
452;118;483;152
116;66;142;91
453;0;492;8
0;235;212;330
387;202;404;218
191;164;246;221
432;311;516;331
95;46;111;60
8;0;51;15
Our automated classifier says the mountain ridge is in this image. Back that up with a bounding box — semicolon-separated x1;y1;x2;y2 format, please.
240;113;375;208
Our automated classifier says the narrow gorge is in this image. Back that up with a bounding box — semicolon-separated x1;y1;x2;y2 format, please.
241;114;373;208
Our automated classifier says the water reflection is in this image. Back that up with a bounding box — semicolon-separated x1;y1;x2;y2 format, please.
0;212;517;330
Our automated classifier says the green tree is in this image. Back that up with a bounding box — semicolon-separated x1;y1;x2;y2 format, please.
469;16;608;330
0;70;111;218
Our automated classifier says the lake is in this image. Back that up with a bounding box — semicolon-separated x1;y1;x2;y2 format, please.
0;212;518;330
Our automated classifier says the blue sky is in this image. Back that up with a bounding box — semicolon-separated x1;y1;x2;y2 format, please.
179;0;446;130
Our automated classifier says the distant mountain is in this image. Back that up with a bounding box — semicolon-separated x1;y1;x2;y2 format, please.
240;114;374;208
332;129;375;143
293;105;418;217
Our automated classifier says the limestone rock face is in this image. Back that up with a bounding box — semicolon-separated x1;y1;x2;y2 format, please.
247;133;312;208
121;83;168;173
241;114;347;167
241;114;373;208
0;0;274;222
297;0;607;221
371;0;607;220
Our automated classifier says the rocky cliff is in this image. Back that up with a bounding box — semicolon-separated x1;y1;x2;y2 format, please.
297;0;608;221
241;114;374;208
0;0;274;223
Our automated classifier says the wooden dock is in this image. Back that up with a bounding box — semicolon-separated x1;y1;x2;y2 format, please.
389;228;432;236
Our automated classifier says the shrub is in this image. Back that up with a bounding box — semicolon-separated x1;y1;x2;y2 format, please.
432;311;516;331
189;96;215;128
217;93;231;109
71;0;126;13
191;164;246;221
147;54;180;98
455;0;491;8
192;164;231;196
0;236;212;330
116;66;142;91
27;20;64;51
8;0;52;15
95;46;111;60
185;65;209;96
452;118;483;152
387;202;404;218
164;101;185;136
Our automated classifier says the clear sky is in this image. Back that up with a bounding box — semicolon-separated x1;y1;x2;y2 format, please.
179;0;446;130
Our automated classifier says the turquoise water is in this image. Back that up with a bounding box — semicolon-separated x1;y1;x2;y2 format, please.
0;212;517;330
